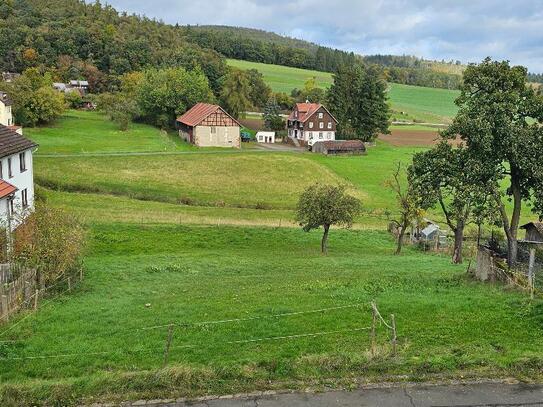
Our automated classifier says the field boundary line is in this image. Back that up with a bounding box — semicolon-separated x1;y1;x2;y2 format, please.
1;325;371;361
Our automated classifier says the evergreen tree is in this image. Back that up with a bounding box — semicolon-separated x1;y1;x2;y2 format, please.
263;96;284;131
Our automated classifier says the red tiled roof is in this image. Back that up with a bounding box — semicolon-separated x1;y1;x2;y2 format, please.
0;179;16;199
288;103;338;123
176;103;240;127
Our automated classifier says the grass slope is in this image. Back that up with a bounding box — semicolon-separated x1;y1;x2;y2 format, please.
2;224;542;405
226;59;459;123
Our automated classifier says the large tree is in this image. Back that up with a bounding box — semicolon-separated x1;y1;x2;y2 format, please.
220;68;251;119
136;67;214;128
409;142;495;263
327;64;390;142
295;184;361;254
442;58;543;266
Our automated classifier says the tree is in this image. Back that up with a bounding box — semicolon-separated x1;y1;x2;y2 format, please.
386;163;423;255
327;64;390;142
135;67;214;128
263;96;284;131
245;69;271;108
4;68;65;127
442;58;543;266
295;184;361;254
220;68;251;119
409;142;495;263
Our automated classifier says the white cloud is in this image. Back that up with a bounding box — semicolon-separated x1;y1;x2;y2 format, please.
103;0;543;72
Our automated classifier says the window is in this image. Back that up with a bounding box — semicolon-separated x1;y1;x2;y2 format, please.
327;122;332;129
318;112;323;119
319;122;324;129
0;161;3;179
327;132;332;140
210;126;216;134
294;111;298;118
319;132;323;139
22;189;28;208
309;122;313;128
308;132;313;139
19;152;26;172
8;157;12;178
9;199;14;216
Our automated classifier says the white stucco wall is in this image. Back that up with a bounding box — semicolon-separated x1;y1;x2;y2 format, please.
305;131;335;142
0;101;13;127
194;126;240;148
256;132;275;143
0;148;36;228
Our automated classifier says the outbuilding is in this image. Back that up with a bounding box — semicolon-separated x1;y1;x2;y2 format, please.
520;222;543;243
176;103;241;148
256;131;275;144
311;140;366;155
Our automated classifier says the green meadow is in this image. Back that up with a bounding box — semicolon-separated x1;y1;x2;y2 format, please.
227;59;459;124
1;111;542;406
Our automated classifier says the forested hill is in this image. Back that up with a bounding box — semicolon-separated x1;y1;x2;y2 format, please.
0;0;228;93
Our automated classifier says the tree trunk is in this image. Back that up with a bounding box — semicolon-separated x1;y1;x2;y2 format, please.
395;220;408;255
452;225;464;264
507;175;522;266
321;224;330;254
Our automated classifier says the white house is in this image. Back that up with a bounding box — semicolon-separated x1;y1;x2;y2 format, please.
256;131;275;144
0;96;38;230
287;102;338;147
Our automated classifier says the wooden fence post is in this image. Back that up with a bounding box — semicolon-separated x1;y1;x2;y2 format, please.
528;248;536;299
390;314;397;356
34;289;39;310
163;324;174;367
67;277;72;292
1;295;8;321
79;268;83;281
370;302;376;357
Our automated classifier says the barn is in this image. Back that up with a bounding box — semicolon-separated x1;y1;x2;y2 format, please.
311;140;366;155
176;103;241;148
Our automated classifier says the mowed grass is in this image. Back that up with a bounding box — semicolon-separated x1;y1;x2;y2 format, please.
2;224;543;405
35;153;354;210
226;59;459;124
25;110;193;154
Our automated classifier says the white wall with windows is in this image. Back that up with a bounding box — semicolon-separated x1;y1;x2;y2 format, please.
0;101;13;127
0;148;35;226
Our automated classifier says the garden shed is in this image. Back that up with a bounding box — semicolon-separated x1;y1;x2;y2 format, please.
520;222;543;243
311;140;366;155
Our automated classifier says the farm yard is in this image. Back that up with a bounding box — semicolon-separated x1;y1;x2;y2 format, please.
1;110;542;405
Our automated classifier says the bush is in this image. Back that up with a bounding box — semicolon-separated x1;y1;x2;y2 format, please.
11;204;86;286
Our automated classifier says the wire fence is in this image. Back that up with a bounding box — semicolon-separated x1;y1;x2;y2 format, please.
0;301;398;365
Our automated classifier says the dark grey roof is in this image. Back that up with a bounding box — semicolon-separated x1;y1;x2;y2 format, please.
0;125;38;158
521;222;543;235
0;92;12;106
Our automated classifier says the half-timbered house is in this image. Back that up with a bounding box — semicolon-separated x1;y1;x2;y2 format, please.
176;103;241;148
287;102;338;147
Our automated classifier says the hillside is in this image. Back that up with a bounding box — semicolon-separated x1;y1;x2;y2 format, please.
227;59;459;124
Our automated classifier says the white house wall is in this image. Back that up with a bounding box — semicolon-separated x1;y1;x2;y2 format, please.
0;102;13;127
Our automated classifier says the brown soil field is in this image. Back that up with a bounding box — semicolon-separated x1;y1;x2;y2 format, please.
239;117;264;130
379;129;461;146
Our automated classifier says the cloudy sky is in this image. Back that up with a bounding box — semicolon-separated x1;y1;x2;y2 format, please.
104;0;543;73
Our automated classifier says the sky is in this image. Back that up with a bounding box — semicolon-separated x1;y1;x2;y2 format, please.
103;0;543;73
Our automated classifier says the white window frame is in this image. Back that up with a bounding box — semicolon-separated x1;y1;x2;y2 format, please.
309;122;313;128
327;122;332;129
319;132;323;139
319;122;324;129
318;112;323;119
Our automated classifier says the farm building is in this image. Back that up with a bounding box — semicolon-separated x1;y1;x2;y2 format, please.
176;103;241;148
256;131;275;144
311;140;366;155
287;102;337;147
0;93;13;127
520;222;543;243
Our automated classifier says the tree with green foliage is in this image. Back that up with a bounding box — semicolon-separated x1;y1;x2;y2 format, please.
442;58;543;266
386;163;423;255
245;69;272;108
327;64;390;142
220;68;251;119
295;184;361;254
3;68;65;127
263;96;284;131
409;142;496;263
291;77;325;103
136;67;214;128
97;92;139;131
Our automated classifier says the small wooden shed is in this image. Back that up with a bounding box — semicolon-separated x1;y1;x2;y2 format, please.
311;140;366;155
520;222;543;243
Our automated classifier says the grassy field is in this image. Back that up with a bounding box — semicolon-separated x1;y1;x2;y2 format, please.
3;224;543;405
226;59;459;124
1;111;542;405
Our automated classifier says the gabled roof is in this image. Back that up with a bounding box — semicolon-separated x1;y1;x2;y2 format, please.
288;102;338;123
521;222;543;235
176;103;241;127
0;92;12;106
0;124;38;159
0;179;17;199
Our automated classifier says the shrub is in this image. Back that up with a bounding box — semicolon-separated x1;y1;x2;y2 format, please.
11;204;86;286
